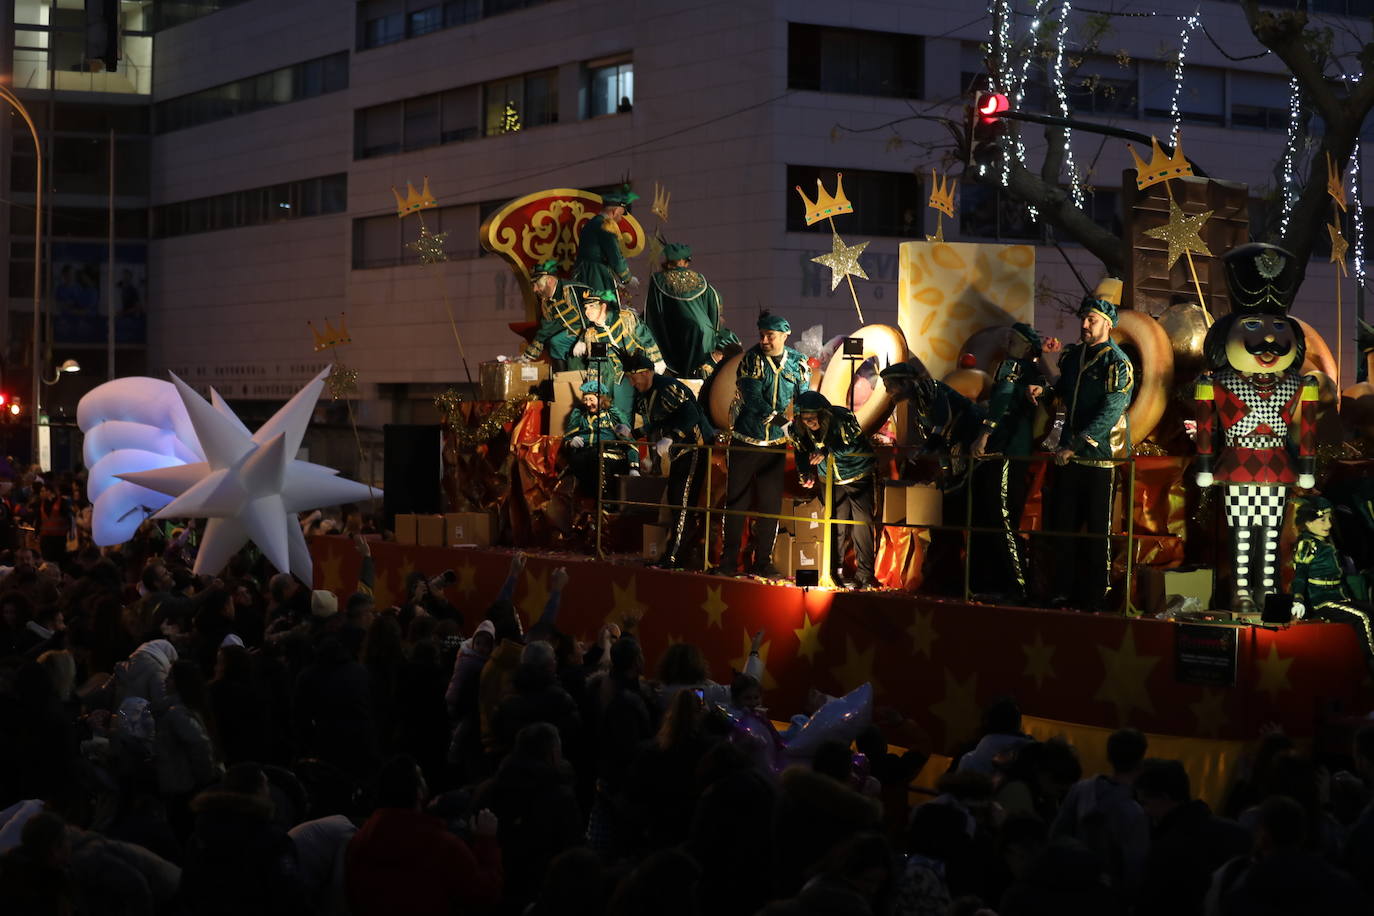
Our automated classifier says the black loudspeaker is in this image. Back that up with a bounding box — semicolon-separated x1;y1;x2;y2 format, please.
383;424;442;524
796;569;820;588
1262;594;1294;624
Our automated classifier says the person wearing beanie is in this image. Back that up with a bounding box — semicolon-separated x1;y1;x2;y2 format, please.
521;258;591;368
791;390;877;588
620;350;717;569
714;311;810;579
969;322;1052;603
1291;497;1374;676
311;590;338;620
643;241;740;378
1041;278;1134;613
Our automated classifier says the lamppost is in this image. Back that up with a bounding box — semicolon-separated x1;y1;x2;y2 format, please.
0;84;43;466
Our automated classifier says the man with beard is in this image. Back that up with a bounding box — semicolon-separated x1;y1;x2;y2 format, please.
1042;278;1134;613
520;259;589;368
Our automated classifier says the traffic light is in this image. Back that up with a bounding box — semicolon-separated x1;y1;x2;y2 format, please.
967;90;1010;167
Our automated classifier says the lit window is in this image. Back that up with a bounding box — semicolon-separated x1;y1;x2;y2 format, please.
584;59;632;118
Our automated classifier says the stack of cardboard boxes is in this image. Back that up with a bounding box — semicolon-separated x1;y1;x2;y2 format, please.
394;512;494;547
772;497;824;577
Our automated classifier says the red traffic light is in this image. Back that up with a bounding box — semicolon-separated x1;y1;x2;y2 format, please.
0;393;8;407
976;91;1010;123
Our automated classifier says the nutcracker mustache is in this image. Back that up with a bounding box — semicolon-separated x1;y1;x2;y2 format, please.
1244;339;1292;359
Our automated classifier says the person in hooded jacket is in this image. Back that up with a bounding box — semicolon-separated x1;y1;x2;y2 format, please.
179;763;309;916
474;722;582;913
791;389;878;588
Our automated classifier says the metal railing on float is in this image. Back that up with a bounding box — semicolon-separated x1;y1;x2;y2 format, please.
589;438;1187;613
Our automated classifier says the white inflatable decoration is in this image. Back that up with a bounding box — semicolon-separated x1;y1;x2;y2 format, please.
80;368;378;582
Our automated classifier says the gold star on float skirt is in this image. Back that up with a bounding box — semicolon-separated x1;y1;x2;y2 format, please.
1143;197;1212;269
326;364;358;400
811;233;870;292
1329;221;1349;277
406;226;450;264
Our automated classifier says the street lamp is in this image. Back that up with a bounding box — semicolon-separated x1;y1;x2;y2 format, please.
0;84;44;464
42;359;80;385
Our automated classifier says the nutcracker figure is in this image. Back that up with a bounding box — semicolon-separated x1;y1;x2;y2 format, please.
1194;243;1318;613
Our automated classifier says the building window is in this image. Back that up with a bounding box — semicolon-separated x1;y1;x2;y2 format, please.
1230;71;1289;131
786;166;922;237
153;0;254;30
959;184;1039;242
352;204;479;269
13;0;154;94
788;23;922;98
357;0;557;50
155;51;350;133
153;174;347;239
583;57;632;118
1143;62;1223;125
355;85;480;159
483;69;557;136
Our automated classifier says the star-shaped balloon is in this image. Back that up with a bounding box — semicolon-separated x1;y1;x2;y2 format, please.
1329;221;1349;277
812;233;870;291
115;369;378;583
407;226;450;264
1144;198;1212;269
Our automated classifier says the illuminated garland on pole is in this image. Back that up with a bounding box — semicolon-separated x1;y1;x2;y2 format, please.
1053;0;1084;208
1281;77;1301;235
1167;12;1199;146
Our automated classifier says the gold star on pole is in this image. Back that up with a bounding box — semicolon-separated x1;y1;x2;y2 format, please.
1255;642;1294;698
929;669;980;748
1189;689;1228;738
906;610;938;659
794;612;824;663
1093;628;1161;724
830;635;880;695
406;226;450;264
1021;631;1057;690
326;364;358;400
700;585;728;629
811;233;869;292
732;629;776;689
1329;222;1349;277
1143;198;1212;269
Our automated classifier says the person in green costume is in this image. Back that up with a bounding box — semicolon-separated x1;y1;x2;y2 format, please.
520;259;589;367
563;378;636;496
968;322;1051;602
573;189;639;297
792;390;877;588
644;242;740;378
1291;496;1374;676
566;289;662;420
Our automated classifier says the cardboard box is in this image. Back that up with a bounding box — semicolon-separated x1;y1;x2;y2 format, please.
416;514;445;546
548;370;585;437
772;532;823;577
394;513;418;545
643;524;668;561
445;512;492;547
881;486;906;525
906;484;943;526
792;497;825;536
1139;566;1216;614
480;360;549;401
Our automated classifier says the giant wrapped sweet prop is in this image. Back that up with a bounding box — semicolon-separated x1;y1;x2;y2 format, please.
80;369;379;582
1194;244;1317;613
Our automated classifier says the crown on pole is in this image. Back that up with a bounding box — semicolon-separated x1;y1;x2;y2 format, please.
928;170;957;218
1129;137;1194;190
795;172;853;226
652;182;671;222
309;314;352;352
391;176;437;218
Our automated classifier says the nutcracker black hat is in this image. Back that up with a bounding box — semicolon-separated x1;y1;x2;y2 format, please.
1223;242;1300;315
616;348;655;374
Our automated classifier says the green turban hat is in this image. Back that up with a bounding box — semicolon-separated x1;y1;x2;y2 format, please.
662;242;692;262
757;312;791;333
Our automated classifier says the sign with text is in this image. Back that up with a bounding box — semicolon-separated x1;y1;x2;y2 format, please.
1174;623;1238;687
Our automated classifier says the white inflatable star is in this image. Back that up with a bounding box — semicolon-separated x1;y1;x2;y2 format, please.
116;368;378;583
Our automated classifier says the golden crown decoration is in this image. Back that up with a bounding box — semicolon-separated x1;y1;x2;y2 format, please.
652;182;671;222
392;176;437;219
795;172;853;226
928;170;957;218
1129;137;1193;190
1327;152;1348;212
308;314;351;352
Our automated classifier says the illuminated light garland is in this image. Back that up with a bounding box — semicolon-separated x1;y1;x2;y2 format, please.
1167;12;1199;146
1053;0;1084;208
1281;76;1300;235
1353;141;1365;285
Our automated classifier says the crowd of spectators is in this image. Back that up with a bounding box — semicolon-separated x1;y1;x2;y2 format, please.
0;476;1372;915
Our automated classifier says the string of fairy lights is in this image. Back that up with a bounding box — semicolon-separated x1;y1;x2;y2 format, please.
1053;0;1086;209
1167;12;1200;146
1281;76;1301;236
